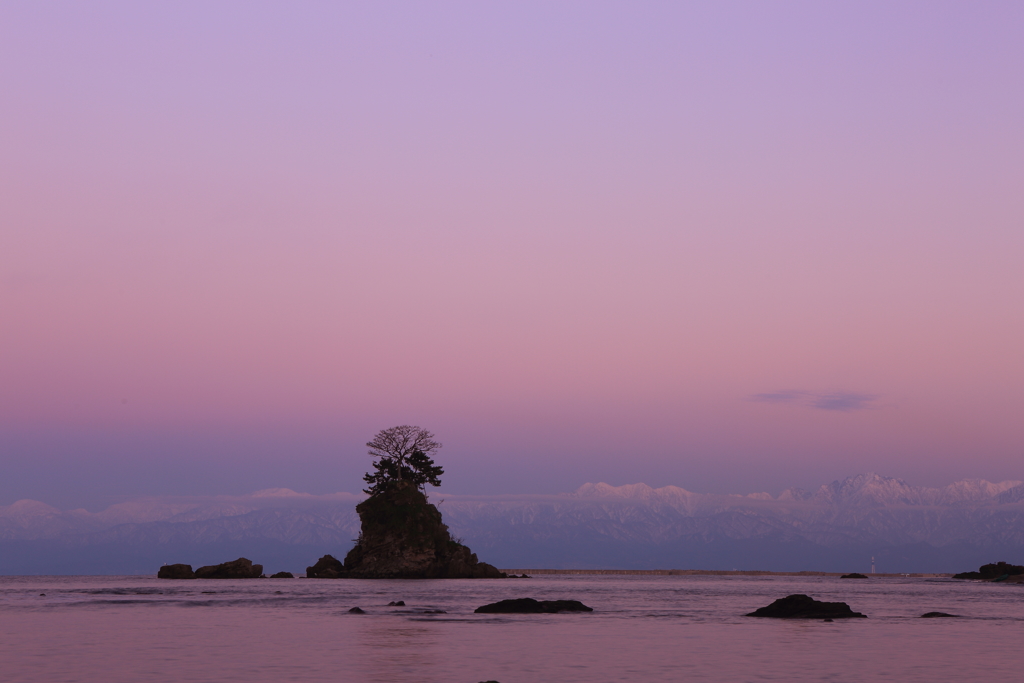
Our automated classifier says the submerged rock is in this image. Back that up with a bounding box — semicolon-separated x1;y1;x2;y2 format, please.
388;600;406;606
475;598;593;613
921;612;959;618
194;557;263;579
348;607;366;614
746;594;866;619
269;572;294;578
311;481;505;579
840;573;869;579
158;563;195;579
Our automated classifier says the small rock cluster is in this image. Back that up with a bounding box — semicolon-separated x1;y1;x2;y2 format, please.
952;561;1024;581
157;557;264;579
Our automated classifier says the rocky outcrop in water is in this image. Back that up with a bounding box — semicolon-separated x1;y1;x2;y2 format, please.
307;482;505;579
952;561;1024;580
157;563;195;579
841;573;868;579
746;594;866;619
475;598;593;613
921;612;959;618
194;557;263;579
269;571;294;578
306;554;345;578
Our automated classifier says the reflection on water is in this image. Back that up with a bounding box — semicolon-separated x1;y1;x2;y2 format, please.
0;574;1021;682
358;624;442;683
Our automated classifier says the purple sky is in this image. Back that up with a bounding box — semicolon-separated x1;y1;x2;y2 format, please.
2;2;1023;509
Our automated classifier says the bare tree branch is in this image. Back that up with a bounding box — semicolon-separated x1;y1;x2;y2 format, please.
365;425;442;487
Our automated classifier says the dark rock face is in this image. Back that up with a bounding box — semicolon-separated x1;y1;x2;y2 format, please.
841;573;869;579
157;564;195;579
269;572;294;578
921;612;959;618
348;607;366;614
953;561;1024;580
306;554;345;578
312;482;506;579
194;557;263;579
388;600;405;606
746;594;867;619
475;598;593;613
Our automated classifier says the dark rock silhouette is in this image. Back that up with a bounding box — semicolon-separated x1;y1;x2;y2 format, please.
388;600;405;606
840;573;869;579
157;563;195;579
306;554;345;578
348;607;366;614
475;598;593;613
952;561;1024;580
194;557;263;579
269;572;294;578
308;481;505;579
746;594;867;619
921;612;959;618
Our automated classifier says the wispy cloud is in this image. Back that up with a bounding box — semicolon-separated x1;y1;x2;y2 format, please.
751;390;808;404
751;390;878;411
811;392;878;411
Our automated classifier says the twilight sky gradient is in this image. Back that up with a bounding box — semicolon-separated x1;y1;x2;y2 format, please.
2;2;1023;509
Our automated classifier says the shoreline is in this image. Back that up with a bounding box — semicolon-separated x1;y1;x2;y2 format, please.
500;569;953;578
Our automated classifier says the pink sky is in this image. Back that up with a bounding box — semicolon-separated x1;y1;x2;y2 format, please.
2;2;1022;508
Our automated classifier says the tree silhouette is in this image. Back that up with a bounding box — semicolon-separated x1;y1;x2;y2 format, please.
363;425;444;495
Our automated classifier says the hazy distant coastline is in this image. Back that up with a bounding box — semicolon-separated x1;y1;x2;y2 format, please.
3;473;1023;575
498;569;952;577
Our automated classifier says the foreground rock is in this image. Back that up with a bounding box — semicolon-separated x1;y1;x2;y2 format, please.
475;598;593;613
195;557;263;579
158;563;195;579
746;594;866;619
307;481;505;579
841;573;868;579
952;561;1024;580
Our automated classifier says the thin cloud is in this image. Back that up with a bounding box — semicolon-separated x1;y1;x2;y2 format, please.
750;390;808;404
811;392;878;411
751;390;878;411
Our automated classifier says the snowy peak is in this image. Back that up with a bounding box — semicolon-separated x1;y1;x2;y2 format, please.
812;473;922;506
0;499;62;519
572;482;694;501
574;482;655;499
572;474;1024;508
938;479;1022;504
250;488;311;498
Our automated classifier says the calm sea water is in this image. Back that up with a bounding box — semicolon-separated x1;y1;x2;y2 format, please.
0;573;1021;682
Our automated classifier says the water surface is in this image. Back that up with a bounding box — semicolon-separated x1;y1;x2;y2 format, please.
1;574;1021;682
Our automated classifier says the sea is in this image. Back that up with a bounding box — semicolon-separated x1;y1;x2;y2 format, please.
0;573;1021;682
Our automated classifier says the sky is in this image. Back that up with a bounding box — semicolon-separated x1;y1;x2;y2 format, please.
2;1;1023;510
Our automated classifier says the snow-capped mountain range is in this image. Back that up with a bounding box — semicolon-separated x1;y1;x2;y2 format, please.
2;474;1023;575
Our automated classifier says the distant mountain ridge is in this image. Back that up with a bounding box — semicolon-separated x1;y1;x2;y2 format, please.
2;474;1023;575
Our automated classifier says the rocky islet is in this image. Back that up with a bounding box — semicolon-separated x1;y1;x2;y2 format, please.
306;481;505;579
746;594;867;619
475;598;593;614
